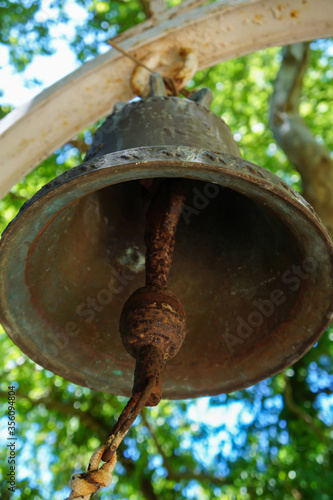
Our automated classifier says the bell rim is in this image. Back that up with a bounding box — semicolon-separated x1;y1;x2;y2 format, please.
3;145;329;237
1;145;333;398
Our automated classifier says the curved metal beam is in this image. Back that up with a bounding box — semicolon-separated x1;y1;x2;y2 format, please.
0;0;332;199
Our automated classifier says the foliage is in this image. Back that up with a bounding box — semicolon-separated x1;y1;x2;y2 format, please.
1;0;65;71
0;2;333;500
0;0;146;76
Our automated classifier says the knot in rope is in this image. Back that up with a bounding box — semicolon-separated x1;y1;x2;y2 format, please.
65;377;155;499
66;445;117;500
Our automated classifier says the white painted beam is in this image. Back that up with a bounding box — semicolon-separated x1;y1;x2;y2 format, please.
0;0;332;199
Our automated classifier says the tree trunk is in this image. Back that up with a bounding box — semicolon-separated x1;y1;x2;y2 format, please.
269;42;333;237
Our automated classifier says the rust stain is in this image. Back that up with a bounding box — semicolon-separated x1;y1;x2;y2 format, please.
290;9;299;18
253;13;263;24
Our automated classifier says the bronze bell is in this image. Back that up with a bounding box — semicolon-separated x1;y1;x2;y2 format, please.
1;75;333;403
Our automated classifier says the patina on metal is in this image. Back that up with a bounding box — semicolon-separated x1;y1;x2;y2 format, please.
0;81;333;402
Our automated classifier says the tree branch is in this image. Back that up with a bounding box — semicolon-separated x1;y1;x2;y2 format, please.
283;377;330;443
0;389;158;499
138;0;166;18
66;138;89;153
141;411;227;486
119;455;158;500
269;42;333;236
0;389;105;434
8;192;28;202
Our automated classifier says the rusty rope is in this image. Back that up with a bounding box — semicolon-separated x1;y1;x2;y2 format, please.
65;376;156;499
108;41;154;74
108;41;186;97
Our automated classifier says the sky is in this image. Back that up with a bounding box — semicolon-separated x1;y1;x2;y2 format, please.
0;40;79;106
0;0;93;107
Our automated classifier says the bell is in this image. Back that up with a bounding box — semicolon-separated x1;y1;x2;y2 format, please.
1;75;333;402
